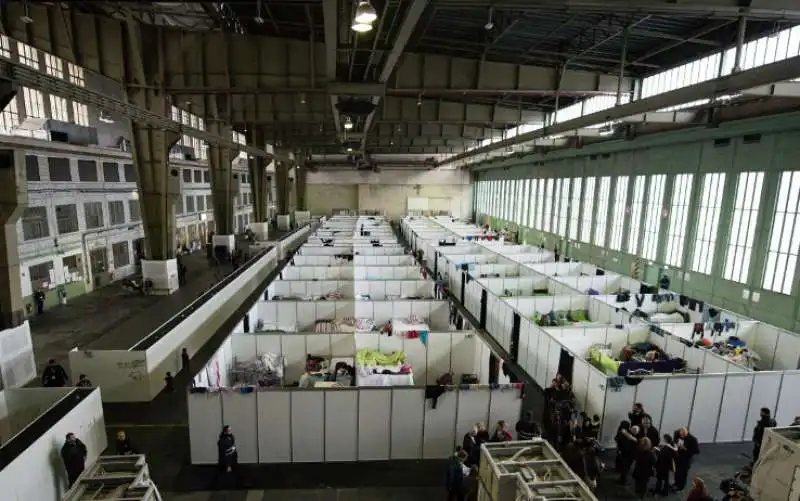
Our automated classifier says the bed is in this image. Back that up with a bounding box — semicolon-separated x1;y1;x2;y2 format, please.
230;353;284;387
313;317;377;332
355;348;414;386
390;316;431;338
588;343;686;376
299;355;355;388
531;310;595;327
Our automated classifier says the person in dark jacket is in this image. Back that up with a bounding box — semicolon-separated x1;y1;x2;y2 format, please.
629;403;647;428
75;374;92;388
515;411;541;440
752;407;776;463
214;425;242;488
446;450;468;501
181;348;191;373
462;424;480;466
42;359;68;387
61;432;88;487
686;477;714;501
673;427;700;491
615;421;638;484
638;415;661;446
653;434;677;496
581;441;602;490
632;437;656;499
115;430;136;455
562;442;586;478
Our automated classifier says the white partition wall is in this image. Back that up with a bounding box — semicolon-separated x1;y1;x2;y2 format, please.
402;216;800;449
0;322;36;388
0;389;107;501
188;386;523;464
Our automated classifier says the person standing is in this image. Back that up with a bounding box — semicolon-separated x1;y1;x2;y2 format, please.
61;432;87;487
752;407;776;463
181;348;191;374
445;450;468;501
34;288;46;315
215;425;242;488
673;427;699;491
632;437;656;500
42;359;69;387
489;421;512;442
75;374;92;387
653;434;677;497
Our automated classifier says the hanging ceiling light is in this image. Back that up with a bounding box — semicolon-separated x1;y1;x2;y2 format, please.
351;21;373;33
354;1;377;24
343;117;354;130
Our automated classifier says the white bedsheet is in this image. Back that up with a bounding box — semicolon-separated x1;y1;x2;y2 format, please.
392;318;430;335
357;372;414;387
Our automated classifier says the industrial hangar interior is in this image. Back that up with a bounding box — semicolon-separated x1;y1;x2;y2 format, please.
1;0;800;501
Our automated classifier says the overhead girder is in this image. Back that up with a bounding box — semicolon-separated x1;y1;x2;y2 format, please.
430;0;800;20
444;54;800;165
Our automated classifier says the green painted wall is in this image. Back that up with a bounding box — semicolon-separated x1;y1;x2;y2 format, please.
473;111;800;333
23;281;87;314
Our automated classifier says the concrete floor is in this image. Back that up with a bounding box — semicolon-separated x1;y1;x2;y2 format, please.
27;251;228;372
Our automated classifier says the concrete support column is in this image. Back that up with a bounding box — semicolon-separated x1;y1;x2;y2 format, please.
275;160;289;215
248;129;269;223
295;163;307;211
207;121;237;236
0;149;26;329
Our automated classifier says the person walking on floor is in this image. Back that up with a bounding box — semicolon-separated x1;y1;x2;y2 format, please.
61;432;88;488
214;425;242;489
181;348;191;374
615;421;638;485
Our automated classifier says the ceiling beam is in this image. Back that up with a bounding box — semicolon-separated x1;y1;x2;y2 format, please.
429;0;800;20
626;19;737;66
361;0;430;152
323;0;342;134
441;54;800;166
627;28;722;47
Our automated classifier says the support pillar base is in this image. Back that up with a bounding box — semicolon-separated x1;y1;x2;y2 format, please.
277;214;291;231
213;234;236;255
142;259;179;295
249;222;269;241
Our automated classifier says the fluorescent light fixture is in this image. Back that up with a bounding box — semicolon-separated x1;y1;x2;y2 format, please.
354;1;377;24
351;21;373;33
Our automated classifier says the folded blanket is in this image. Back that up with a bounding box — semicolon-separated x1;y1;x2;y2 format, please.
356;348;406;366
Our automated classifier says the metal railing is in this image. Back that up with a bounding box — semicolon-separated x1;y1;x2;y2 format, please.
130;225;311;351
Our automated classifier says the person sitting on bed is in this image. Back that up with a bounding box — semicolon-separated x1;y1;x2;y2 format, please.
490;421;512;442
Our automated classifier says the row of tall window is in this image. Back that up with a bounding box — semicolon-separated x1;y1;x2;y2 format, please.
457;25;800;165
25;155;137;183
0;37;90;133
21;199;141;241
475;169;800;296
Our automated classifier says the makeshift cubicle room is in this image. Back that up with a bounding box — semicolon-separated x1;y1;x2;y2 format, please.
187;216;524;464
426;216;800;448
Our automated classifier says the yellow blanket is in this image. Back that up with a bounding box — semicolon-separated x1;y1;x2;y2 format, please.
356;348;406;366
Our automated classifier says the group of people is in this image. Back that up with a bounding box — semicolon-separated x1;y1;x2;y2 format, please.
41;358;92;388
615;403;701;499
60;430;137;488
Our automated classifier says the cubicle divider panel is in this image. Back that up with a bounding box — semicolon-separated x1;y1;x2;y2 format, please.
256;300;357;331
268;280;355;299
355;255;416;266
354;300;451;330
188;386;523;464
354;266;426;280
188;391;224;464
282;266;354;280
354;280;433;300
